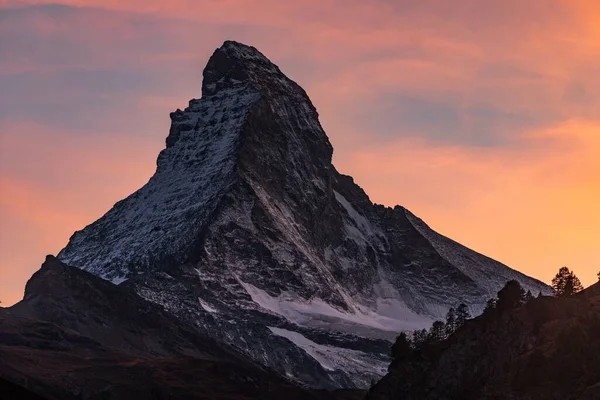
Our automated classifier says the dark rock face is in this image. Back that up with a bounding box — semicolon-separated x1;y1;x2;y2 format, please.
9;256;241;360
0;257;365;400
367;283;600;400
56;40;550;388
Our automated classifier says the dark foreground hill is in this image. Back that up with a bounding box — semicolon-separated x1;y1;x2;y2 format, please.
367;283;600;400
0;256;363;400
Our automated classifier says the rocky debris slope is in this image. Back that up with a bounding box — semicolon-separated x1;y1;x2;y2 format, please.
367;283;600;400
0;256;364;400
57;40;550;388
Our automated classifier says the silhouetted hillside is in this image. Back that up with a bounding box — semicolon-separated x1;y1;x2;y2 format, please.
367;282;600;400
0;256;363;400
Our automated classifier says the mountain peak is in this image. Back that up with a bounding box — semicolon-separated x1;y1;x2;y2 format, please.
57;41;550;388
202;40;291;97
220;40;268;60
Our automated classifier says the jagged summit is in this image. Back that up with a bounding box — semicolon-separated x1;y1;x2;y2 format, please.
202;40;299;97
57;41;550;388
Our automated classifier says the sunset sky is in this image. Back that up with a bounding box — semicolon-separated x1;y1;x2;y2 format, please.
1;0;599;306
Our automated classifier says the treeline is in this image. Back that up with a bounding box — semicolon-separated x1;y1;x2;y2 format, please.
389;267;600;369
390;302;472;368
390;279;536;369
389;266;595;371
412;303;471;346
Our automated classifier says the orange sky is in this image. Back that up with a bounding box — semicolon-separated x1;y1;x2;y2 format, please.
1;0;599;306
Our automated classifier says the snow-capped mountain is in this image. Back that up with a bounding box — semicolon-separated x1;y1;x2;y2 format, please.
58;40;550;388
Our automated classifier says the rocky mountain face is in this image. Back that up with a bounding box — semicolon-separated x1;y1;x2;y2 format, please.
54;40;550;388
0;256;363;400
367;283;600;400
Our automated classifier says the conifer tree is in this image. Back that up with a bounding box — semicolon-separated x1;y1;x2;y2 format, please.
429;320;446;342
483;298;497;313
551;267;583;297
445;308;456;336
455;303;471;327
524;290;534;303
497;280;525;311
391;332;412;363
412;329;428;347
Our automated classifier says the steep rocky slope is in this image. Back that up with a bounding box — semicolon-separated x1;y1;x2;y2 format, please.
56;40;549;387
0;256;364;400
367;283;600;400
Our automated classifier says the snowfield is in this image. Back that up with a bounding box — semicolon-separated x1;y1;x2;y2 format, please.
240;279;434;339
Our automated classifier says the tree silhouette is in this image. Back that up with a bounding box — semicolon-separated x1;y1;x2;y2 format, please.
597;271;599;281
412;329;428;347
524;290;534;303
455;303;471;327
497;280;525;311
391;332;412;363
429;320;445;342
551;267;583;297
445;308;456;336
483;298;497;313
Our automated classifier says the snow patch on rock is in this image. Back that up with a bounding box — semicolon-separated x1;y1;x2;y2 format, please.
198;297;217;313
241;280;433;337
269;327;388;376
